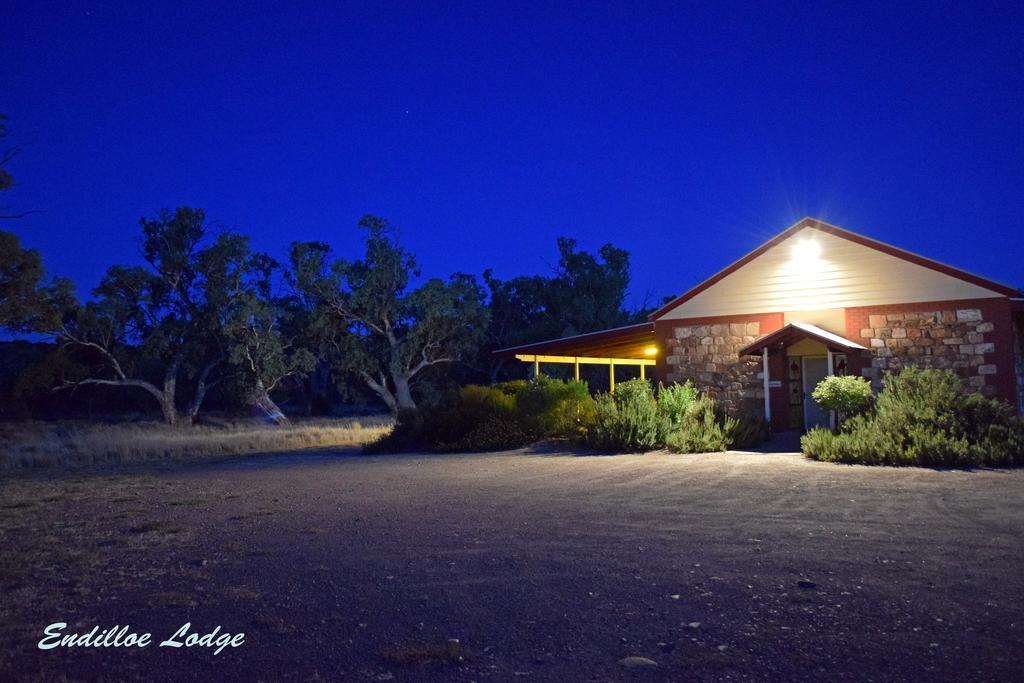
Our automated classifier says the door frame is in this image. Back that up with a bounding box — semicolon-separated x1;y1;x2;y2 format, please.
801;355;831;431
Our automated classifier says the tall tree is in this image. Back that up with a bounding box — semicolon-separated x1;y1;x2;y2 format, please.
56;208;248;424
0;230;74;332
482;237;646;381
290;215;488;412
224;253;316;422
0;113;26;220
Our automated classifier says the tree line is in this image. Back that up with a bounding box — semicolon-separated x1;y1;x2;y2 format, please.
0;116;650;423
1;212;650;422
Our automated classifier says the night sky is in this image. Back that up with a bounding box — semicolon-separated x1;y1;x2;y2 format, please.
5;1;1023;308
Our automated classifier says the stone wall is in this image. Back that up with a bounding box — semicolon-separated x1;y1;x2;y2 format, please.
854;307;999;399
663;321;763;416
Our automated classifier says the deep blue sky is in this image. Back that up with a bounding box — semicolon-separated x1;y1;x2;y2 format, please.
5;1;1023;308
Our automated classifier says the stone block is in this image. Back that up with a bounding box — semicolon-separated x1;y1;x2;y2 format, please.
875;327;891;337
886;313;904;323
745;322;759;336
969;375;986;387
930;326;947;338
970;356;985;366
729;323;745;336
860;328;873;338
870;338;885;348
869;314;886;327
943;338;964;345
892;328;907;338
979;364;998;375
907;327;922;338
957;309;983;322
742;336;755;344
711;324;726;335
959;345;975;355
700;336;713;346
941;310;956;323
975;342;995;354
977;322;995;333
967;332;983;344
676;327;692;339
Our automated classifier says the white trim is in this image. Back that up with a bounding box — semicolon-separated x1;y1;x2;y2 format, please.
762;347;771;423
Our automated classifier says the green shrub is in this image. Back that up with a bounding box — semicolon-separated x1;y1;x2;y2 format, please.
811;375;874;424
657;380;700;431
514;375;596;440
728;414;771;449
664;396;729;453
801;367;1024;467
586;379;665;452
365;376;594;453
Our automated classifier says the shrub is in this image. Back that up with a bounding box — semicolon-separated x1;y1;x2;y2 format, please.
435;414;531;453
586;379;665;452
811;375;874;424
514;375;596;440
657;380;700;431
801;367;1024;467
365;376;595;453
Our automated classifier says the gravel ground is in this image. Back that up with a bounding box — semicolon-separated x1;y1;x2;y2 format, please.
1;448;1023;681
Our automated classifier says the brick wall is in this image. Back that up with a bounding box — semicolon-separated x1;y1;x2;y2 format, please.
1015;316;1024;414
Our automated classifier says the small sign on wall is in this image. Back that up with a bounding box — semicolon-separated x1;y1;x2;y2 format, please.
768;380;782;388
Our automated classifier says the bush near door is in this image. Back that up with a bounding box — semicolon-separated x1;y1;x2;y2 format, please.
802;367;1024;466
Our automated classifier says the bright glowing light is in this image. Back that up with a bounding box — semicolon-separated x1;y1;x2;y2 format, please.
792;237;821;263
644;346;658;356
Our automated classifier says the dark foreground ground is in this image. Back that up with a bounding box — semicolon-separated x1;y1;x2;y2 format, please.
1;449;1023;681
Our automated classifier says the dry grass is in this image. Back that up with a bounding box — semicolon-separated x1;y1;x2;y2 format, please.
0;416;393;470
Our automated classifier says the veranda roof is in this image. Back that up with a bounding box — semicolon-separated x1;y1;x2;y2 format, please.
737;322;868;357
492;322;656;360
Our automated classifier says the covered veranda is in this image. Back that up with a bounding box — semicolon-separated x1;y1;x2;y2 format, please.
492;322;657;391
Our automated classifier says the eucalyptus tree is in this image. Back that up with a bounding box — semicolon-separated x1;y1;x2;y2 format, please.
223;253;316;422
289;215;488;413
482;237;643;381
57;207;248;424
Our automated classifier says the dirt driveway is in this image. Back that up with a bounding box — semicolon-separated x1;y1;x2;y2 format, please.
2;450;1023;680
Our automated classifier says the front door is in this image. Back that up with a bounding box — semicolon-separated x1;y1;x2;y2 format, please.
802;356;830;431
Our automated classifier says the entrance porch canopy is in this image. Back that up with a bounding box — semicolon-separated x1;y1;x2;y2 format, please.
492;322;657;389
737;322;868;357
737;322;867;427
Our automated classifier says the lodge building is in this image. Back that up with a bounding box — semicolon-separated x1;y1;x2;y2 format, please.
495;218;1024;433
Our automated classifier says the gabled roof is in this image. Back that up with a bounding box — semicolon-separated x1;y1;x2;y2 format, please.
650;217;1021;321
492;322;655;359
737;322;868;357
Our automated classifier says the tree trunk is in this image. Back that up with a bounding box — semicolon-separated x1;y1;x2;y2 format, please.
184;359;219;423
360;371;399;414
392;374;416;411
248;379;288;424
158;395;180;425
